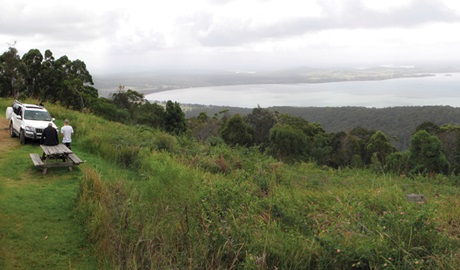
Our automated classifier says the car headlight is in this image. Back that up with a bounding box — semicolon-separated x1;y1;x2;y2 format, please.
25;126;34;132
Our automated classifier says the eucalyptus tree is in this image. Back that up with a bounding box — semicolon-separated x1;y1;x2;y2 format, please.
51;55;96;110
276;113;325;138
40;49;56;101
111;89;145;111
21;49;43;98
165;100;186;135
269;123;308;163
187;112;221;142
367;130;395;166
245;106;276;148
134;101;166;129
0;46;26;98
436;125;460;174
416;121;440;135
62;78;98;110
409;130;449;176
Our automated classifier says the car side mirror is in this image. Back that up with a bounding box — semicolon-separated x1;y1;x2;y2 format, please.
51;118;55;122
16;115;22;120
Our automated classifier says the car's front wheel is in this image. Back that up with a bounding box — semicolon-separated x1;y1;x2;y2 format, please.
9;122;17;138
19;130;26;145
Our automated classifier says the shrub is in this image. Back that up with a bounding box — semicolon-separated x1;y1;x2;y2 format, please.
153;132;177;152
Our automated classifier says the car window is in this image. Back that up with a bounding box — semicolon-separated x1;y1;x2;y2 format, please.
23;110;52;121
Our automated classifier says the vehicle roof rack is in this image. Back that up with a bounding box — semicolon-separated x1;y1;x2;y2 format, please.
13;100;45;109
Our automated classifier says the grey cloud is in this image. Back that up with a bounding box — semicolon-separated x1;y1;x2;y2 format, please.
335;0;460;28
0;4;118;42
107;29;168;56
176;11;214;35
198;0;460;46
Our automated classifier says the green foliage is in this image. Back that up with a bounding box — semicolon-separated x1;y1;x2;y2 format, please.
110;89;144;110
0;47;96;110
310;132;340;167
0;46;26;98
220;113;254;147
153;131;177;152
367;130;395;166
7;45;460;178
62;78;98;110
133;101;165;129
187;112;221;142
165;100;187;135
91;97;131;123
2;98;458;269
277;113;322;135
22;48;43;99
267;105;460;151
269;123;308;163
436;125;460;175
245;106;276;148
386;151;411;175
409;130;449;176
416;121;440;134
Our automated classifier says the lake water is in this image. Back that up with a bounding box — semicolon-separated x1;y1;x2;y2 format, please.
145;73;460;108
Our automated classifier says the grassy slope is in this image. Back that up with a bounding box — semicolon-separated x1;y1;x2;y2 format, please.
0;114;98;268
1;98;459;269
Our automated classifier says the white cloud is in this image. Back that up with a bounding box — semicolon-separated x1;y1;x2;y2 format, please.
1;0;459;73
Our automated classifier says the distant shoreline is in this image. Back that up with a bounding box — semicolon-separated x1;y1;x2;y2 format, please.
143;73;460;108
98;72;436;98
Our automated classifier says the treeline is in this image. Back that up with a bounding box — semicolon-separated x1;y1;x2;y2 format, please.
187;106;460;176
0;47;186;134
2;46;460;177
183;105;460;150
271;106;460;150
0;47;97;111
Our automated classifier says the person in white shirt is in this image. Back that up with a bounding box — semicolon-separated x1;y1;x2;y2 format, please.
61;119;74;149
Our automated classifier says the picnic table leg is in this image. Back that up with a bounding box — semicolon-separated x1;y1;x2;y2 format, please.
42;155;49;174
63;154;73;171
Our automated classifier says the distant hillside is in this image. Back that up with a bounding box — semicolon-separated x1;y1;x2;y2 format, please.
93;65;448;98
184;105;460;150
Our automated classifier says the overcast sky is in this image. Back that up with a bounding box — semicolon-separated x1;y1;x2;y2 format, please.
1;0;460;74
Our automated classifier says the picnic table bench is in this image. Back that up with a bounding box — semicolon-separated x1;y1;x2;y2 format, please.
30;144;84;174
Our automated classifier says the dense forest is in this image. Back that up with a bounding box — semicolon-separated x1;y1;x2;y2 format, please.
2;46;460;176
183;105;460;150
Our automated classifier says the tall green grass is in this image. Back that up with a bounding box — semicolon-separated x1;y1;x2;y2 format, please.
2;98;458;269
77;147;460;269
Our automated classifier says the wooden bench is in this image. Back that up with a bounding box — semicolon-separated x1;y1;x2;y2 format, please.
30;153;44;167
30;144;85;174
68;153;83;165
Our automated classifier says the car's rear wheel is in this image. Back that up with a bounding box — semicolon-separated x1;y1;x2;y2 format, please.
19;130;26;145
9;122;17;137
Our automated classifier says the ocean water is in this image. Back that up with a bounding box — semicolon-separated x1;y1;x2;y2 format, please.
145;73;460;108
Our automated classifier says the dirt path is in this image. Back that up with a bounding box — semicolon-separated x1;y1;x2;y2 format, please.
0;118;16;153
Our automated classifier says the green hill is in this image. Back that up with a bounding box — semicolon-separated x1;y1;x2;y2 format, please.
1;98;459;269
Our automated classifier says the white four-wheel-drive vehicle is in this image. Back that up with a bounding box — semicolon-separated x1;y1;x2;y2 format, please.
6;100;57;144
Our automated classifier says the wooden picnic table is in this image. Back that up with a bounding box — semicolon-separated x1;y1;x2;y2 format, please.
30;144;83;174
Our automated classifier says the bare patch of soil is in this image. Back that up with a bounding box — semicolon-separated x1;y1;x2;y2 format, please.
0;118;17;154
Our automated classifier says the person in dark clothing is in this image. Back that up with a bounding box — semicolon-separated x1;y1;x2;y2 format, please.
41;123;59;146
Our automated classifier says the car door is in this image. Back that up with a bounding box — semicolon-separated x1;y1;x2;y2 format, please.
12;106;23;134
